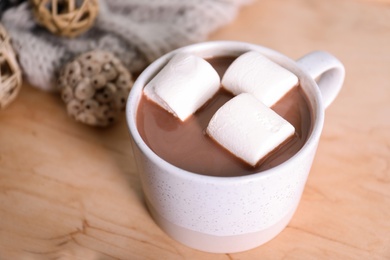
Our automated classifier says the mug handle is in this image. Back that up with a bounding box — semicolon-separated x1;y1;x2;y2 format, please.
297;51;345;109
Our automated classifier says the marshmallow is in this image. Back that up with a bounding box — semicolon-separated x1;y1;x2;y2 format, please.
222;51;298;107
144;53;220;121
206;93;295;167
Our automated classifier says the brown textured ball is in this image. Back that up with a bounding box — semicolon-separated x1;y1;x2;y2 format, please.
0;23;22;110
31;0;99;38
58;50;133;126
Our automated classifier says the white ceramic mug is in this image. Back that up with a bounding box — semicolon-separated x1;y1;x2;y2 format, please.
126;41;345;253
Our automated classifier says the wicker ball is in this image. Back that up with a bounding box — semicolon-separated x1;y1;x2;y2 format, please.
58;50;133;127
0;24;22;110
31;0;99;38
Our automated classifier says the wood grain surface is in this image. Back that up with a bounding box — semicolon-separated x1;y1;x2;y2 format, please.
1;0;389;259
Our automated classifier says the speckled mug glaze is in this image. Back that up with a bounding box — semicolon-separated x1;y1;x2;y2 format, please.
126;41;345;253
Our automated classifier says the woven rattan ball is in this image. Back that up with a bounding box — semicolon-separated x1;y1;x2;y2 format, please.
0;24;22;110
31;0;99;37
58;50;133;127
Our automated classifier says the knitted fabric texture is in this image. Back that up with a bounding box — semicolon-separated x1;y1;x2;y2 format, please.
2;0;251;91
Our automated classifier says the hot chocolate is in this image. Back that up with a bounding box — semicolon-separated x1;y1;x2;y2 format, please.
136;56;312;177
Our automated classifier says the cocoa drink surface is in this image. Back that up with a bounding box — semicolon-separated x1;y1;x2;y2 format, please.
137;57;312;177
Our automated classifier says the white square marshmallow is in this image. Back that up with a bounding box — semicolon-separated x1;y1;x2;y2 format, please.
206;93;295;167
222;51;299;107
144;53;220;121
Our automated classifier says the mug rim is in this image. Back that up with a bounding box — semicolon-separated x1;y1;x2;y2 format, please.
126;40;324;184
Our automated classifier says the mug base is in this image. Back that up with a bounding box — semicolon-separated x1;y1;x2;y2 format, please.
146;199;297;253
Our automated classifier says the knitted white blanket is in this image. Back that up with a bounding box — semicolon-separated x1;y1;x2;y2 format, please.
2;0;251;91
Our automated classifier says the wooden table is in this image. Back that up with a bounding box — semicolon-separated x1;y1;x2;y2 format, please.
1;0;389;259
